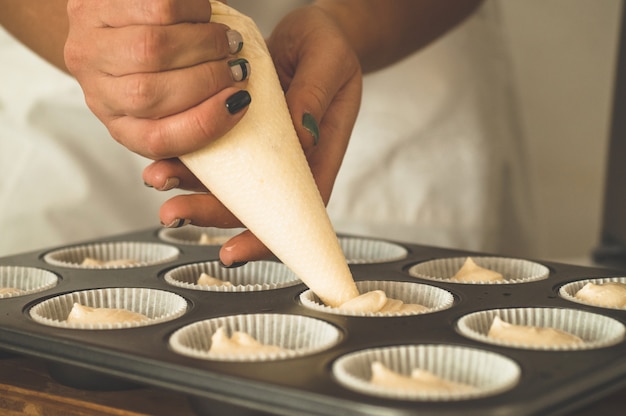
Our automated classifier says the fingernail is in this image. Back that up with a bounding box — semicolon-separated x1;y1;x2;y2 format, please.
229;58;250;82
226;90;251;115
219;260;248;269
302;113;320;146
226;30;243;54
160;177;180;191
162;218;191;228
144;181;153;188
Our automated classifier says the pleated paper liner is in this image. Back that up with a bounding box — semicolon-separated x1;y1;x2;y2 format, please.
559;277;626;310
456;307;625;350
332;344;520;401
164;260;301;292
0;266;58;299
158;225;246;246
300;280;454;317
338;237;408;264
43;241;180;269
408;256;550;284
29;287;188;330
169;313;342;362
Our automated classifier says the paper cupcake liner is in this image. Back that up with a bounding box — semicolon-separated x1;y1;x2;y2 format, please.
332;344;520;401
338;237;408;264
457;307;625;350
0;266;58;299
158;226;246;246
43;241;180;269
408;256;549;284
169;313;342;362
300;280;454;317
29;288;188;330
559;277;626;310
164;260;302;292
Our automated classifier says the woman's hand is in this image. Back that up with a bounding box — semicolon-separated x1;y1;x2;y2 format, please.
143;4;362;266
64;0;251;160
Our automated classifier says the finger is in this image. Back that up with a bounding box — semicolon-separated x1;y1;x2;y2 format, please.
95;23;237;75
105;87;251;159
143;159;207;192
219;231;273;266
159;193;242;229
88;57;248;119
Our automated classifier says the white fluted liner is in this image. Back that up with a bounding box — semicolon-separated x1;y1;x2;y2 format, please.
164;260;302;292
338;237;408;264
158;226;246;246
457;307;625;350
333;344;520;401
559;277;626;310
43;241;179;269
29;288;188;330
169;313;342;362
0;266;58;298
408;256;549;284
300;280;454;317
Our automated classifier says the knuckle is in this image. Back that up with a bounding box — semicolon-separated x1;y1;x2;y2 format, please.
131;27;168;69
122;76;159;115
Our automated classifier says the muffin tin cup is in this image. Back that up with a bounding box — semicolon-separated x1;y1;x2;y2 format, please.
29;287;188;330
0;266;58;298
332;344;521;401
338;237;408;264
169;313;343;362
164;260;302;292
559;277;626;310
300;280;454;317
43;241;180;269
408;256;550;284
457;307;625;350
158;226;246;246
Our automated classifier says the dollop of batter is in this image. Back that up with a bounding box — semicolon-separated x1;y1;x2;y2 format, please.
196;272;232;287
338;290;427;314
574;282;626;308
66;303;149;324
451;258;504;282
80;258;138;267
0;287;23;296
370;361;474;393
209;327;287;355
487;316;582;346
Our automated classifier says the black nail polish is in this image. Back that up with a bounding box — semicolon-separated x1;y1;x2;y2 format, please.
219;260;248;269
226;90;251;115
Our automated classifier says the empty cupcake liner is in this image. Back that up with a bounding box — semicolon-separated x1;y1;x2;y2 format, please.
559;277;626;310
164;260;302;292
158;226;246;246
332;344;520;401
169;313;342;362
43;241;180;269
338;237;408;264
300;280;454;317
0;266;58;299
408;256;549;284
457;307;625;350
29;288;188;330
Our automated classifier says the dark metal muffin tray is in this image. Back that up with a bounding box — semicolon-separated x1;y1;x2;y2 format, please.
0;227;625;415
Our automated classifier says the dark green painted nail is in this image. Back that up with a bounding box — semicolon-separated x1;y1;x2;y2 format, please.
226;90;251;115
302;113;319;146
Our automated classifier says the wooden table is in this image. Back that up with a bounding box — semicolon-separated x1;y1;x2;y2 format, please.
0;356;622;415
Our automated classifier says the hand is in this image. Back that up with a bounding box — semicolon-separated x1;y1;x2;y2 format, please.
64;0;251;160
143;4;363;266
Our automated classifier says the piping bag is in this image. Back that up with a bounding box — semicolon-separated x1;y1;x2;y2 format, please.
179;1;358;307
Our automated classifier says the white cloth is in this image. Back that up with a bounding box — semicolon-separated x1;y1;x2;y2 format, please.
0;29;169;256
0;0;532;257
326;2;533;255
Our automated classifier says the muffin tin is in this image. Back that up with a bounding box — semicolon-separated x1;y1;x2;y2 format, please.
0;227;625;415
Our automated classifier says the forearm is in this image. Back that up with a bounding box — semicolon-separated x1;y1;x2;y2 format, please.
0;0;69;72
314;0;483;73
